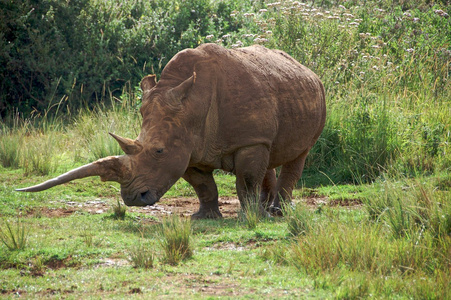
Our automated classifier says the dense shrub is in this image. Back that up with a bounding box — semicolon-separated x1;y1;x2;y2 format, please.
0;0;254;117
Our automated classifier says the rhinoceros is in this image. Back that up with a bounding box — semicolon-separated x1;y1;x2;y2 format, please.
17;43;326;219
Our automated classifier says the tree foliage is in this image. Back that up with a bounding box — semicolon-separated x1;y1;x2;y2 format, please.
0;0;253;117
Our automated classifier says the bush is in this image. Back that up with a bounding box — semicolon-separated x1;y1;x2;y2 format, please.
0;0;254;117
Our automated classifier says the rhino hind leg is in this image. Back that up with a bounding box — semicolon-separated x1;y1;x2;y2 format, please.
183;167;222;219
260;169;277;210
234;145;270;216
271;149;310;215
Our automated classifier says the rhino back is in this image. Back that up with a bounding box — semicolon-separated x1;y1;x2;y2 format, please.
160;44;326;169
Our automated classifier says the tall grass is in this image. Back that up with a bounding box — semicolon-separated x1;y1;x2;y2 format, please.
128;237;155;269
73;91;141;161
21;132;59;176
0;127;23;169
258;176;451;297
238;195;268;230
0;114;62;175
158;215;193;265
365;178;451;240
284;202;314;237
0;218;29;251
111;198;127;220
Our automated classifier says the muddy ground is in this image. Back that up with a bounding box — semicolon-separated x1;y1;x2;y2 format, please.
26;196;362;220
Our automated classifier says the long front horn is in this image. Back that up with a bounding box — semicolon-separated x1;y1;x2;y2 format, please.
16;156;126;192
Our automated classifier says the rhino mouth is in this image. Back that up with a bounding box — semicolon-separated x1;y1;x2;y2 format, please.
140;190;159;206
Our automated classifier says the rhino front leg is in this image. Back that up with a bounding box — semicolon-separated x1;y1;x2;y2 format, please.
183;167;222;219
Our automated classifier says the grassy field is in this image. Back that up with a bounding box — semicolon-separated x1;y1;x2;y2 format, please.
1;168;450;298
1;0;450;298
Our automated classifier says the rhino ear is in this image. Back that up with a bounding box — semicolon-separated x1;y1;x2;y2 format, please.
109;132;143;155
168;72;196;103
141;75;157;91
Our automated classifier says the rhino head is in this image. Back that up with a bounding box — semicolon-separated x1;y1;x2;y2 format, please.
17;73;197;206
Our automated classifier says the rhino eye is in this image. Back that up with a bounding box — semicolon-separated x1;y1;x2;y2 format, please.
156;148;164;154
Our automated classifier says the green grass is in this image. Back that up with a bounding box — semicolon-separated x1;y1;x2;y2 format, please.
159;215;193;265
1;164;449;298
128;239;155;269
0;219;28;251
238;195;268;230
111;198;127;220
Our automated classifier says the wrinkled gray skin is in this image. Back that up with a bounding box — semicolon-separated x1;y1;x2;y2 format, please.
17;44;326;219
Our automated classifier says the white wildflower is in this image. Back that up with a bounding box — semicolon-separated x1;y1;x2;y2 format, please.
267;2;281;8
206;35;214;40
434;10;449;18
232;41;244;48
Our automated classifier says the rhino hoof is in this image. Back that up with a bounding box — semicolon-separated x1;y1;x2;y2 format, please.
269;205;284;216
191;209;223;220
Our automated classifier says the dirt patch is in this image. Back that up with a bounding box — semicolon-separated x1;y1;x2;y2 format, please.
181;275;242;297
24;195;361;220
304;197;362;208
95;258;130;268
0;289;27;297
204;242;246;252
